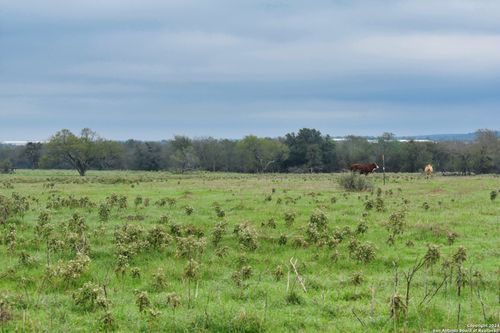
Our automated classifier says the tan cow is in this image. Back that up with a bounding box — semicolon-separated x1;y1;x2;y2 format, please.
424;164;433;178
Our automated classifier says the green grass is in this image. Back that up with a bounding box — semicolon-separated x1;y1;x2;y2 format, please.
0;170;499;332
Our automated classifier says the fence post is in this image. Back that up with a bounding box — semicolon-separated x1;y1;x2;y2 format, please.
382;154;386;185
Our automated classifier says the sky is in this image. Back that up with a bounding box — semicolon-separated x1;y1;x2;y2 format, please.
1;0;500;141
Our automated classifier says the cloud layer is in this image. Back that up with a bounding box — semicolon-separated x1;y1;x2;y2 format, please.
1;0;499;140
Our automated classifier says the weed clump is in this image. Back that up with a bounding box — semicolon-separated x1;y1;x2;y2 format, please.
45;252;91;284
231;265;252;287
285;290;303;305
98;203;110;222
151;268;168;291
284;211;296;226
212;221;227;247
390;293;407;321
72;282;109;311
134;290;151;313
338;173;373;191
184;205;194;216
147;226;172;250
309;209;328;230
176;236;206;259
424;244;441;268
273;265;284;281
0;295;13;325
447;231;458;245
231;311;265;333
166;292;181;309
233;223;258;251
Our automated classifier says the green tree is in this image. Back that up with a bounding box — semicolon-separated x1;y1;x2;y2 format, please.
284;128;337;172
170;136;199;172
193;137;223;172
45;128;107;176
23;142;43;169
336;135;373;168
237;136;289;173
0;158;13;173
471;129;499;173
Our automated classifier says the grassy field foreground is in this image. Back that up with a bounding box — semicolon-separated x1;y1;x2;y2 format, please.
0;170;499;332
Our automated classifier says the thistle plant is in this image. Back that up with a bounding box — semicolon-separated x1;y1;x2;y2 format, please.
233;223;258;251
309;209;328;231
98;203;110;222
147;226;172;250
213;203;225;218
350;272;364;286
0;295;13;325
176;235;206;259
284;211;296;226
278;234;288;246
134;196;143;208
390;293;407;322
184;205;194;216
375;197;385;212
166;292;181;310
135;290;151;313
447;231;458;245
72;282;110;311
130;267;141;279
273;265;284;281
100;311;116;331
231;265;252;288
183;259;200;308
355;220;368;235
424;244;441;273
490;190;497;201
211;221;227;247
151;268;168;291
453;246;467;266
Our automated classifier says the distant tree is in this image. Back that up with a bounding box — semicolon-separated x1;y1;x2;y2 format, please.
96;141;124;170
0;159;13;173
444;141;473;174
23;142;43;169
193;137;223;172
305;144;322;172
131;142;162;171
336;135;373;168
237;136;289;173
170;136;199;172
321;135;338;171
217;139;239;172
401;140;433;172
284;128;337;172
376;132;400;171
471;129;499;173
44;128;107;176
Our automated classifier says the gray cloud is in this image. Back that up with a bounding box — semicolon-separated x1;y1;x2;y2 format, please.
1;0;499;140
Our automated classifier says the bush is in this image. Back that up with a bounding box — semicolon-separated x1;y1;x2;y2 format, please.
338;173;373;191
0;159;13;174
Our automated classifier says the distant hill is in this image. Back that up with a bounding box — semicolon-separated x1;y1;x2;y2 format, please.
397;131;500;142
332;131;500;142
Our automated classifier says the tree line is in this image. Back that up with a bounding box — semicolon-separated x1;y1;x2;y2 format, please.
1;128;499;175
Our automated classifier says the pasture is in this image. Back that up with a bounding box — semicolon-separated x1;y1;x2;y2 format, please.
0;170;499;332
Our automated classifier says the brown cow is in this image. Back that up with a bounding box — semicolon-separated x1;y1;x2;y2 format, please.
350;163;379;175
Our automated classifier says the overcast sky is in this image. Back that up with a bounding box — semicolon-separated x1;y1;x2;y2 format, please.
1;0;499;141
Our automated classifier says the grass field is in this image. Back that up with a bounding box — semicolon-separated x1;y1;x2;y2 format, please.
0;170;499;332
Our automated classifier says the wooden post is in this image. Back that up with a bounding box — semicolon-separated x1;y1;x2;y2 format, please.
382;154;386;185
